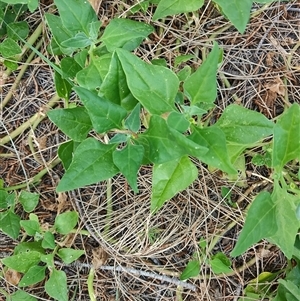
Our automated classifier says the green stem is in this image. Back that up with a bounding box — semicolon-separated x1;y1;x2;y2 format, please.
103;178;112;238
87;267;97;301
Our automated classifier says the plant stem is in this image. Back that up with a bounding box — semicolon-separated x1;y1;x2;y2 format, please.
103;178;112;238
87;267;97;301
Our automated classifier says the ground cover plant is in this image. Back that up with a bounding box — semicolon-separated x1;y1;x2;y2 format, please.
0;0;299;300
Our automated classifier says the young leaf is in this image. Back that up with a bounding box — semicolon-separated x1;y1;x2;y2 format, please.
57;138;119;192
100;18;154;52
19;265;46;287
61;32;92;49
54;0;97;35
167;111;190;133
113;144;144;193
42;231;56;249
153;0;204;20
180;260;200;280
1;251;41;273
0;37;21;57
116;48;179;115
19;191;39;212
10;290;37;301
189;125;237;175
60;57;82;79
213;0;252;34
7;21;29;40
20;220;40;236
58;140;77;170
100;52;138;110
0;210;20;239
74;87;127;133
47;107;92;142
14;242;44;255
54;211;78;235
0;190;9;209
151;156;198;212
215;104;274;145
230;191;277;257
54;71;72;99
183;42;220;104
125;103;141;132
209;252;232;274
57;248;85;264
272;103;300;171
45;269;68;301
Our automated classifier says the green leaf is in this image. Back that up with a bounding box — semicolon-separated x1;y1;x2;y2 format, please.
180;260;200;280
137;115;206;164
167;111;190;133
57;248;85;264
57;138;119;192
60;57;82;79
14;241;44;255
20;220;40;236
230;191;277;257
19;191;39;212
189;125;237;174
278;280;300;301
183;42;220;104
209;252;232;274
0;210;20;239
58;140;77;170
215;104;274;145
10;290;37;301
61;32;92;49
153;0;204;20
54;71;72;99
0;37;21;57
0;190;9;209
267;182;299;259
45;269;68;301
100;18;154;52
19;265;46;287
1;251;41;273
177;65;191;82
125;103;141;132
272;103;300;171
100;52;138;110
42;231;56;249
74;49;88;68
7;21;29;40
213;0;252;33
113;144;144;193
116;48;179;115
54;0;97;35
47;107;92;142
151;156;198;212
74;87;127;133
54;211;78;235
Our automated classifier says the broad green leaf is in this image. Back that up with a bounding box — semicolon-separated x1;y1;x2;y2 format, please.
174;55;195;67
153;0;204;20
61;32;92;49
60;57;82;79
54;0;97;35
151;156;198;212
0;37;21;57
100;52;138;110
180;260;200;280
110;133;129;144
0;190;9;209
54;211;78;235
116;48;179;115
54;71;72;99
167;111;190;133
76;56;104;90
40;253;54;267
231;191;277;257
88;20;102;40
44;14;74;55
10;290;37;301
57;248;85;264
209;253;232;274
267;182;299;259
19;191;39;212
74;49;88;68
7;21;29;40
137;115;206;164
183;42;220;104
189;125;237;175
74;87;127;133
42;231;56;249
177;65;191;82
45;269;68;301
57;138;119;192
20;220;40;236
215;104;274;145
0;210;20;239
100;18;154;52
47;107;92;142
0;1;38;12
272;103;300;171
113;144;144;193
14;241;44;255
19;265;46;287
278;280;300;301
1;251;41;273
58;140;77;170
213;0;252;33
125;103;141;132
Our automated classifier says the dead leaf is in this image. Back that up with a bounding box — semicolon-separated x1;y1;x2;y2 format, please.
57;192;69;214
5;268;22;286
92;247;108;268
266;76;285;96
88;0;102;14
